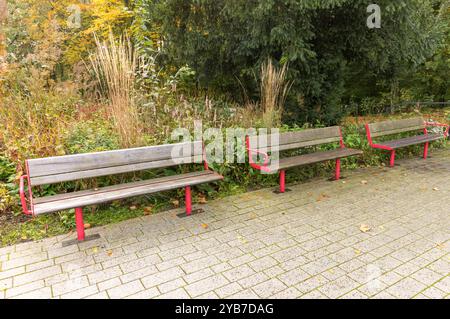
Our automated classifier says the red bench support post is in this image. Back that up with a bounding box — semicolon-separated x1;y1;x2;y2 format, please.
390;150;396;167
335;159;341;180
185;186;192;216
423;142;429;159
279;170;285;193
75;207;85;241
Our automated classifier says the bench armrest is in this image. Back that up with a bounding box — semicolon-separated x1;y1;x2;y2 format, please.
425;122;449;137
247;148;270;171
19;175;33;215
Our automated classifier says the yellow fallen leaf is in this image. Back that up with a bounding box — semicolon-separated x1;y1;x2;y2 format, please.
198;195;207;204
360;224;371;233
201;223;208;229
432;187;439;191
172;200;180;208
361;180;368;185
143;206;152;215
436;243;445;250
84;223;91;229
92;247;98;254
107;250;113;257
354;249;361;255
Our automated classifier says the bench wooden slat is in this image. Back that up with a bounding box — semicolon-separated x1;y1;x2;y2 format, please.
33;170;213;205
28;141;203;186
33;170;222;215
30;155;202;186
268;148;363;172
368;118;424;137
381;134;443;149
248;127;341;151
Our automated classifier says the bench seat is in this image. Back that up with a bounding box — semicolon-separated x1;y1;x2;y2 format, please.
33;170;223;215
380;134;443;149
267;148;363;172
365;117;448;167
246;126;363;193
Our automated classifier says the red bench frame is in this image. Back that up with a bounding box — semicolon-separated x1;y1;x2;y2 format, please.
365;120;449;167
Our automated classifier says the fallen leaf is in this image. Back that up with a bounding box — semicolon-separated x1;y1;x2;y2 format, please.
201;223;208;229
129;205;137;210
379;226;385;230
172;200;180;207
360;224;371;233
143;206;153;215
237;235;247;244
354;249;361;255
92;247;98;254
316;193;330;201
249;212;257;219
84;223;91;229
198;195;207;204
342;181;346;184
361;180;368;185
328;269;335;274
432;187;439;191
94;188;99;191
107;250;113;257
436;243;446;250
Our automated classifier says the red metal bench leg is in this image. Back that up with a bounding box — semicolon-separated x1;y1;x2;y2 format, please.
279;170;285;193
185;186;192;216
423;142;429;159
335;158;341;180
75;207;85;241
389;150;396;167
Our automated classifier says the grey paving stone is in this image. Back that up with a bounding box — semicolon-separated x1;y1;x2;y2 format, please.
185;274;229;298
385;277;428;299
251;278;287;298
107;280;145;299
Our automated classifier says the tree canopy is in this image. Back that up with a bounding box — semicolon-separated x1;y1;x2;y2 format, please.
149;0;446;124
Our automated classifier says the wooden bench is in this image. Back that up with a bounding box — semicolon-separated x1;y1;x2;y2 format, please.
246;127;363;193
365;117;449;167
19;141;223;241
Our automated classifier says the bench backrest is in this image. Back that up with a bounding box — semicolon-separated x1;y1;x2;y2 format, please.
26;141;203;186
367;117;424;138
247;126;342;152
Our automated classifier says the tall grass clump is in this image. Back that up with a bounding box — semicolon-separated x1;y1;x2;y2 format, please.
89;32;143;148
260;59;292;128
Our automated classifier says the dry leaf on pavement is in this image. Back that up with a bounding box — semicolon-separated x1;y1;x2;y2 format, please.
360;224;371;233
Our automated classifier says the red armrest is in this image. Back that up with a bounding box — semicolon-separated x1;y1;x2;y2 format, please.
19;175;33;215
247;148;270;171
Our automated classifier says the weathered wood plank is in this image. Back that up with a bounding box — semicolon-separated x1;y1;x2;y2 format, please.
33;170;223;215
268;148;363;172
381;134;443;149
30;155;202;186
33;170;214;205
28;141;203;185
248;126;341;151
28;141;203;178
368;118;424;137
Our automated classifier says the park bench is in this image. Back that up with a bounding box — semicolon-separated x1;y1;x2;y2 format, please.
246;126;363;193
19;141;223;242
365;117;449;167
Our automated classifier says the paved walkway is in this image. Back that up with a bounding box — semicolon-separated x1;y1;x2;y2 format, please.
1;150;449;299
